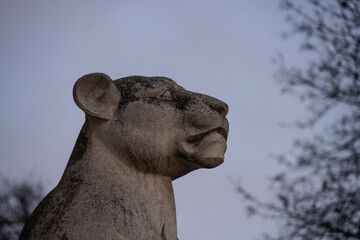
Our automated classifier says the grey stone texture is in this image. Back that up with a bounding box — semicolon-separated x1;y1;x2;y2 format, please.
19;73;229;240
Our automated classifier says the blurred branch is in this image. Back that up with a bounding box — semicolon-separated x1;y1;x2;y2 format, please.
0;179;43;240
237;0;360;239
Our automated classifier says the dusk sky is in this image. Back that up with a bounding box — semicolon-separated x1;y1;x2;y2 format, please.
0;1;312;239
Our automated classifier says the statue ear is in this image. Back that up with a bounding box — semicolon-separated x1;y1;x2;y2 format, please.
73;73;121;120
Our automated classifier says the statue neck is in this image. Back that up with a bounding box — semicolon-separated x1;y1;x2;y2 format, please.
61;127;178;239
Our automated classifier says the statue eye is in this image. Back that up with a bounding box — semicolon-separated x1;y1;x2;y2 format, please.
160;90;173;99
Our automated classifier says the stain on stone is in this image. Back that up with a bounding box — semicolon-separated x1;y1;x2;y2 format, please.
116;76;156;90
161;224;167;240
113;75;192;112
69;131;88;162
174;96;191;110
41;182;81;234
61;232;69;240
22;177;81;238
114;76;156;110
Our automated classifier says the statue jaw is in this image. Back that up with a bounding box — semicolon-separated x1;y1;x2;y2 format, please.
179;126;228;169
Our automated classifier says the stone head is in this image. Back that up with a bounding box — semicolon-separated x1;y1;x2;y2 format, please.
73;73;229;180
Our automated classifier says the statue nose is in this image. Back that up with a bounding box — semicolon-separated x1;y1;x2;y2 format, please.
209;98;228;117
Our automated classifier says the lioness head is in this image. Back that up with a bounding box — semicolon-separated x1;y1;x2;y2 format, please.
73;73;229;180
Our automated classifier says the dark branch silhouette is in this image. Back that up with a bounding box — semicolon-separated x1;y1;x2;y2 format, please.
0;179;43;240
237;0;360;239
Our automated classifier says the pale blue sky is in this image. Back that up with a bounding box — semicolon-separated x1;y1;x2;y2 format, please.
0;1;310;239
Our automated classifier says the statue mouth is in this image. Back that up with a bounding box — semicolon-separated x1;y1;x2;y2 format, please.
185;127;228;144
179;124;228;169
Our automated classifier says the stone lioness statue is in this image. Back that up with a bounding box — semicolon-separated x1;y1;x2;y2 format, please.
19;73;229;240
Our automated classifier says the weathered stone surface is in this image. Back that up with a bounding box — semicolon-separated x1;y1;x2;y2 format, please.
19;73;229;240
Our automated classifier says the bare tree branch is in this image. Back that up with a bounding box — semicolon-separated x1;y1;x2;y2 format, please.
237;0;360;239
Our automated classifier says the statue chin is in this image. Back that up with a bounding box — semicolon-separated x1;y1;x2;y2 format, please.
193;132;227;168
195;156;224;168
